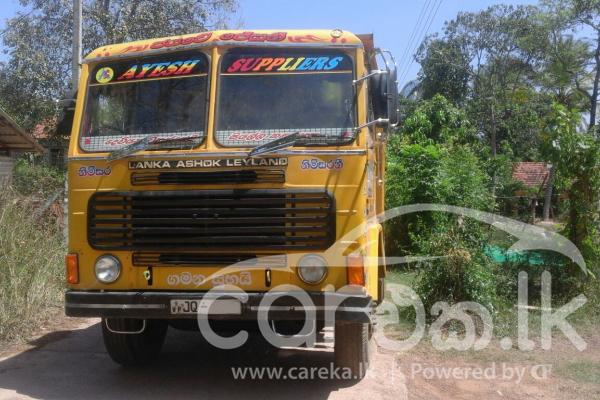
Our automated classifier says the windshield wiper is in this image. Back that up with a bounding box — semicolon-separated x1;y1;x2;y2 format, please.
107;134;201;162
248;131;300;157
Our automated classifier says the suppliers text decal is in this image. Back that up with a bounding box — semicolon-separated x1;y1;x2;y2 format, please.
225;56;345;73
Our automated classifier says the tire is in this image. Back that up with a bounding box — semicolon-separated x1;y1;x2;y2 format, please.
334;321;373;379
101;318;168;366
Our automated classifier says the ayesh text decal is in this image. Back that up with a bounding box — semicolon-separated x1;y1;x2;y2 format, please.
91;51;207;84
128;157;288;170
116;60;202;81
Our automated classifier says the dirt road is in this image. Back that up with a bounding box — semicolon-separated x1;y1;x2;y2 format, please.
0;318;402;400
0;317;598;400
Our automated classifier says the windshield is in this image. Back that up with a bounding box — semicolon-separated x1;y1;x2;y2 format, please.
80;51;209;152
216;49;356;147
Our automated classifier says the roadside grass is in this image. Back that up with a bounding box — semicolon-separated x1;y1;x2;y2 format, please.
0;188;65;345
557;361;600;385
384;270;600;396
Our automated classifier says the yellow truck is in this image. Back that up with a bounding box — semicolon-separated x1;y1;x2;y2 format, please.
62;29;398;378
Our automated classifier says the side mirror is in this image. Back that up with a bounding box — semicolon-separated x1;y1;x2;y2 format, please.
353;49;399;133
368;69;399;125
369;72;388;121
386;67;399;126
56;91;77;136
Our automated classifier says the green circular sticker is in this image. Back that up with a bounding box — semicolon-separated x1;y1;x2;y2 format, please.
96;67;114;83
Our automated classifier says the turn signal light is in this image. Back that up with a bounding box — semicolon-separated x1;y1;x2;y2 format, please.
346;254;365;286
66;254;79;284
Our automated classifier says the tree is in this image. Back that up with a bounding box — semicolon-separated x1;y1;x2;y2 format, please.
419;5;548;161
542;0;600;129
398;94;477;146
536;14;591;111
416;38;470;104
570;0;600;129
542;103;600;282
0;0;237;130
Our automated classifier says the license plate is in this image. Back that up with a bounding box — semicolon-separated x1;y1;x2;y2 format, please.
170;299;242;315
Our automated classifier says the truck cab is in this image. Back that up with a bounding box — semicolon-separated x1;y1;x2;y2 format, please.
63;29;398;378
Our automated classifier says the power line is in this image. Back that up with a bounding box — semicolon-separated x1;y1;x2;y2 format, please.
398;0;436;79
399;0;443;85
397;0;434;79
396;0;432;75
399;0;442;84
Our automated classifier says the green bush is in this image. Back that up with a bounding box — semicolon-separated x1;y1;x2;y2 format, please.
12;158;65;198
386;96;496;312
385;142;443;254
493;252;577;301
0;188;65;344
414;228;497;314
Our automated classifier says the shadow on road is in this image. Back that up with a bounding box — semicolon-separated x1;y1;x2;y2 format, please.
0;322;359;400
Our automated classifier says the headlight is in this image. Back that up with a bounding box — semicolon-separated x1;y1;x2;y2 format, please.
95;255;121;283
297;254;328;284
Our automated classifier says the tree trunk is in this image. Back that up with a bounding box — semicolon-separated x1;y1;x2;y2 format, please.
543;165;554;221
490;101;497;197
589;30;600;128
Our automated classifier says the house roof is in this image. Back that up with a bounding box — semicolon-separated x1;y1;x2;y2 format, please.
0;108;43;152
513;162;550;191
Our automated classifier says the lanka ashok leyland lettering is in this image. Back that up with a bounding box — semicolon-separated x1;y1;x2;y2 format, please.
61;29;399;379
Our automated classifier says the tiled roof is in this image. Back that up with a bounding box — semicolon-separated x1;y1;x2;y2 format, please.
512;162;550;189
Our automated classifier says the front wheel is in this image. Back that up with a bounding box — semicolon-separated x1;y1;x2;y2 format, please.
334;321;373;379
101;318;168;366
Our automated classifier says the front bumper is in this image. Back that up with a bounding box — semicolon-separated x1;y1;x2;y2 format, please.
65;290;373;323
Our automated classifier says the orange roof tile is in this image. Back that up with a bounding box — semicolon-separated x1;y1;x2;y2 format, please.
512;162;550;189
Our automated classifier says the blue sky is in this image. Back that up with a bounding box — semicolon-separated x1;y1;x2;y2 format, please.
0;0;538;85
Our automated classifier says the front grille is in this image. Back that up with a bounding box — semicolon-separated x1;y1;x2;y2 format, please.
88;190;335;251
131;170;285;185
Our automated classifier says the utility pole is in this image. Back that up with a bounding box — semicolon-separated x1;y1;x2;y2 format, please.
71;0;82;91
490;99;497;198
